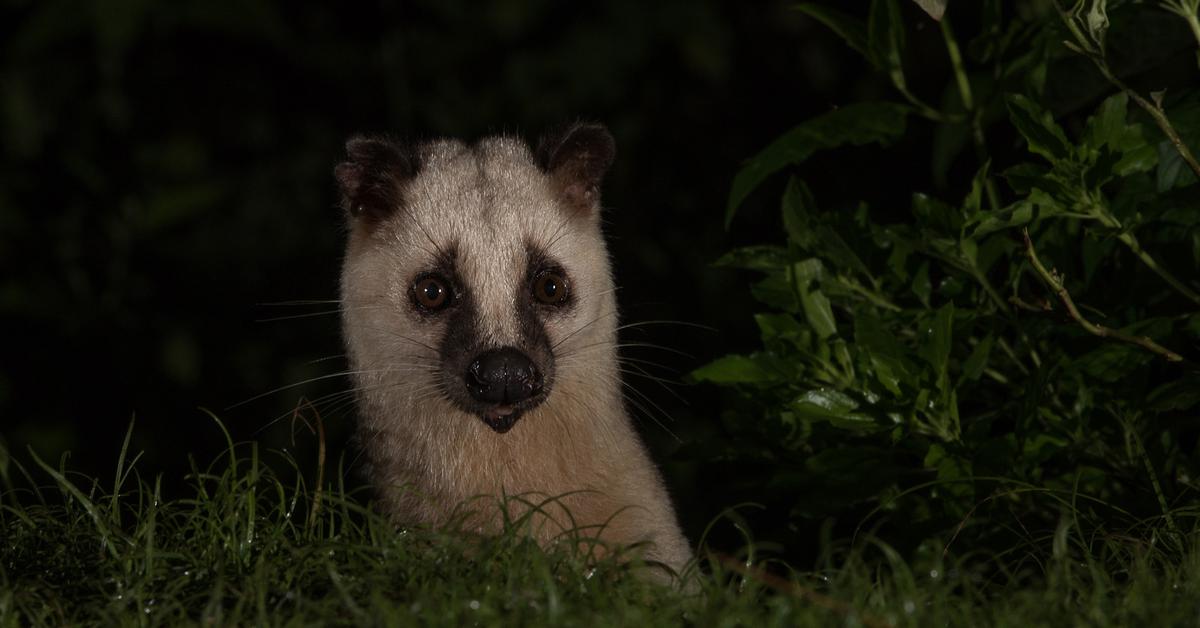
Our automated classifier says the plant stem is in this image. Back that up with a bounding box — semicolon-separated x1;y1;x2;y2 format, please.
900;87;961;124
940;17;1002;212
843;277;903;312
1099;65;1200;180
1021;229;1185;362
938;16;1050;372
995;336;1033;375
1115;231;1200;306
1054;1;1200;305
1056;1;1200;179
1092;211;1200;306
1160;0;1200;53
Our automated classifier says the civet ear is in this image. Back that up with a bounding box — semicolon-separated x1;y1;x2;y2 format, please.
535;122;616;216
333;136;420;223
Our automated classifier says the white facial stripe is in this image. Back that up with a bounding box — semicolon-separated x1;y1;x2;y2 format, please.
353;135;614;358
456;234;522;345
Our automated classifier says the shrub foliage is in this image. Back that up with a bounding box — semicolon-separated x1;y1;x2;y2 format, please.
692;0;1200;561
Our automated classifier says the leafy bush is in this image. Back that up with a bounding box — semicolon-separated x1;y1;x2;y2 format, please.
691;0;1200;564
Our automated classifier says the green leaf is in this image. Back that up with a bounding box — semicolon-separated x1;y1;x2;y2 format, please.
1158;139;1198;192
1022;433;1066;465
924;443;973;503
1083;93;1157;177
912;192;962;234
854;312;902;354
781;177;817;248
1083;146;1124;189
931;119;970;189
854;313;911;394
792;261;838;339
1147;374;1200;411
755;313;807;348
1001;160;1075;202
800;287;838;340
865;350;902;396
795;3;870;61
1076;343;1153;383
781;180;874;280
726;102;910;226
751;272;800;312
884;232;913;280
961;334;994;382
1006;94;1072;163
692;354;784;384
791;389;879;431
974;233;1008;277
792;257;827;284
967;189;1063;238
1002;163;1050;195
1114;142;1158;177
713;245;795;271
922;302;955;376
815;226;874;280
1083;93;1130;152
911;261;932;307
963;161;991;215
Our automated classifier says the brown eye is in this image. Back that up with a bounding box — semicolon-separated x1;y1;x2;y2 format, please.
412;275;452;311
533;271;569;306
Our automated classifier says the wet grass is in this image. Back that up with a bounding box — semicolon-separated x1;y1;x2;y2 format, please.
2;422;1198;627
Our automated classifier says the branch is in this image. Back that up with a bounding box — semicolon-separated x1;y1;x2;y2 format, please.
1021;229;1184;363
940;17;1001;212
1105;72;1200;181
1055;1;1200;179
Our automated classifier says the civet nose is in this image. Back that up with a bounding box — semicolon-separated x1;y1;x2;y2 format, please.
465;347;544;405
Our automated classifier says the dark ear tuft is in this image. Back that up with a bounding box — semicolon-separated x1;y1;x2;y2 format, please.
536;123;616;215
334;136;419;223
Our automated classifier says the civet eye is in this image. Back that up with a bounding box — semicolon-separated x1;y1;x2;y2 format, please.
532;271;569;306
412;275;453;311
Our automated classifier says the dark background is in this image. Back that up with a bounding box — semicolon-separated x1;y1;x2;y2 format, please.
0;0;1109;548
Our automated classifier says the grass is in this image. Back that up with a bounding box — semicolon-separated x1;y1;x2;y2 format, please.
2;422;1199;626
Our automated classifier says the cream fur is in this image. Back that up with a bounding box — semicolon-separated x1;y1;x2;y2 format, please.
340;136;691;573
